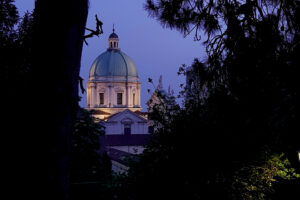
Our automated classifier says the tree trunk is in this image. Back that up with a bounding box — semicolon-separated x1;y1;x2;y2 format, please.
27;1;88;199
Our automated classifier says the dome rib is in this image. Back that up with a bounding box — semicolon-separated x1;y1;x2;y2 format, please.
118;51;128;77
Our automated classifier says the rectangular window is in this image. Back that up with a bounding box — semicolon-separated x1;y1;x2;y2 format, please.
117;93;123;105
133;93;135;105
99;93;104;105
124;124;131;135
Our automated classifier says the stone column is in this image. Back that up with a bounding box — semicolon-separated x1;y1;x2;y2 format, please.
87;83;90;107
108;83;112;107
90;82;96;107
126;79;129;107
137;83;141;107
129;85;132;107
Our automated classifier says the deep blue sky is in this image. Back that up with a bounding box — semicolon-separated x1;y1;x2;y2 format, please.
15;0;205;111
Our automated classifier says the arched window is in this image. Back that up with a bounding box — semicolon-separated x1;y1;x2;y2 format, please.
110;42;113;48
114;42;116;48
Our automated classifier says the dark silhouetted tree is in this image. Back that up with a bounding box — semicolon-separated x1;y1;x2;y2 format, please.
70;109;106;183
108;1;300;200
2;0;90;199
69;108;113;200
27;1;89;199
144;0;299;170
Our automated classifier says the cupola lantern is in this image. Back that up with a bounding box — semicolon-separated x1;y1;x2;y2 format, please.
108;24;119;50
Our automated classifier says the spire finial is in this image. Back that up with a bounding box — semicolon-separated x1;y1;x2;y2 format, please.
157;75;163;90
113;24;115;33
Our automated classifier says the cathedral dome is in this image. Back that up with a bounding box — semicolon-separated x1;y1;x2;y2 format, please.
89;49;138;77
86;28;141;114
89;28;138;78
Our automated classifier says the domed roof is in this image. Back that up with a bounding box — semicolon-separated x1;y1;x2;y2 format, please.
109;32;118;39
89;49;138;77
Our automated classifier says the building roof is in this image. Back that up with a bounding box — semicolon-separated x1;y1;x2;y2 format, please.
109;32;118;39
134;110;148;115
106;109;147;122
92;110;111;115
89;49;138;77
106;147;136;166
134;110;148;118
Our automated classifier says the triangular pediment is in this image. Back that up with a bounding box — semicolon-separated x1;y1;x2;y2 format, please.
106;109;147;123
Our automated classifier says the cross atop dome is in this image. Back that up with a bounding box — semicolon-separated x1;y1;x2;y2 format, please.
109;24;118;39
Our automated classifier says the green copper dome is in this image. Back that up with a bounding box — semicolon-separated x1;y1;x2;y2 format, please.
89;49;138;77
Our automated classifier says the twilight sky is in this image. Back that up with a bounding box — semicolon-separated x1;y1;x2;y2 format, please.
15;0;205;111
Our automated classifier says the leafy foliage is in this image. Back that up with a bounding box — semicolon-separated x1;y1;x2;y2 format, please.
145;0;299;157
0;1;34;99
70;108;113;200
0;0;18;38
70;108;106;182
232;153;300;200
